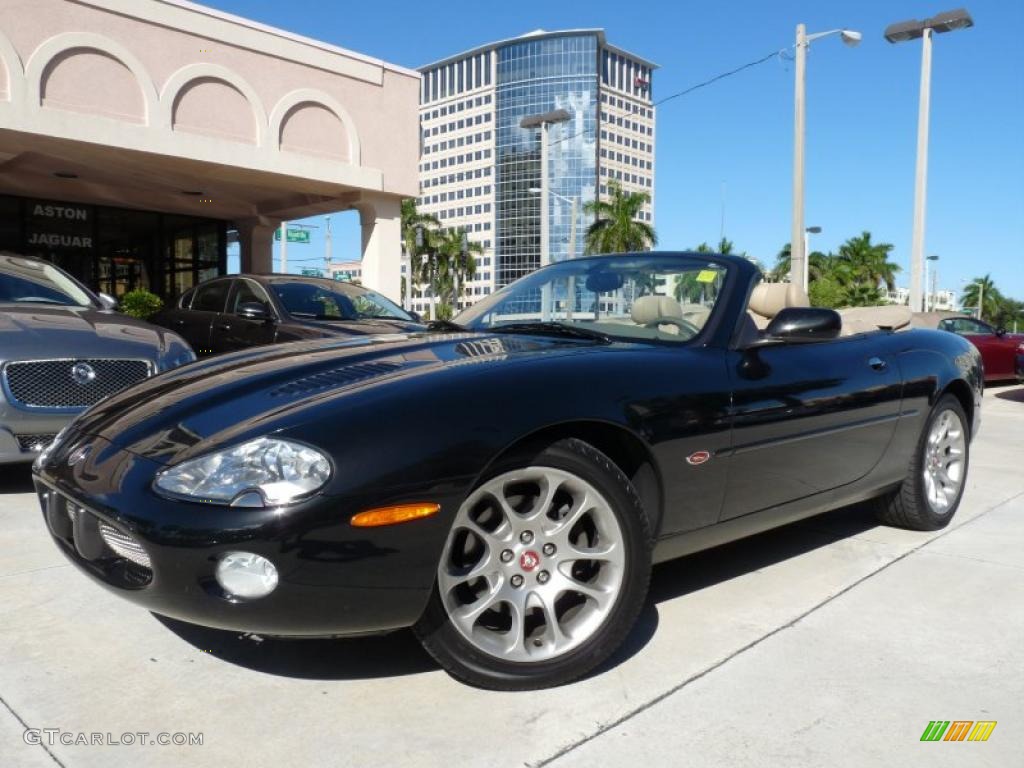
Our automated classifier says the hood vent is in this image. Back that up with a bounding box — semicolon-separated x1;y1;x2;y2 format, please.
269;361;403;398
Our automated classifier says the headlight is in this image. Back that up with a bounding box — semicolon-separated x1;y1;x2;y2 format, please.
154;437;331;507
159;348;197;372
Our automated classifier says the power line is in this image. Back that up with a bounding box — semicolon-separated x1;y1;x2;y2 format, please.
546;47;787;150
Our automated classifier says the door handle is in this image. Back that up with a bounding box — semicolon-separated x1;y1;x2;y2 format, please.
217;323;231;331
868;357;887;371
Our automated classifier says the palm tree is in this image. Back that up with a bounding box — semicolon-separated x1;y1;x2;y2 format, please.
961;275;1002;322
770;243;831;284
401;198;438;301
420;228;483;320
838;231;899;292
583;181;657;254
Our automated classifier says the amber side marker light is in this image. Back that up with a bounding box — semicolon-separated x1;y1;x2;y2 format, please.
351;503;440;528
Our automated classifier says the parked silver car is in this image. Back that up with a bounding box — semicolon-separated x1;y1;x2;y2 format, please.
0;253;195;464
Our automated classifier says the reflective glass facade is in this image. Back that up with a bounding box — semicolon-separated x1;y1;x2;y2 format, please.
495;33;598;286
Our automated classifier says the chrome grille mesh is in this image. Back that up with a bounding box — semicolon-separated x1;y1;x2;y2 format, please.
4;359;150;409
98;522;152;568
15;434;57;453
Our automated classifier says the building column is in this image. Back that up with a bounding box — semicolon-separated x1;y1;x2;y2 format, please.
236;216;279;273
355;194;402;300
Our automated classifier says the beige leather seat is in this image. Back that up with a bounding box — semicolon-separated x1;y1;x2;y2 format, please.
632;295;683;324
747;282;810;329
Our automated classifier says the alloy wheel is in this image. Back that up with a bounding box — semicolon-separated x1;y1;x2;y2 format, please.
922;408;966;514
438;467;626;663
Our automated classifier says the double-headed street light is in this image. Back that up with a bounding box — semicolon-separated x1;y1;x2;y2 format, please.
790;26;861;293
885;8;974;312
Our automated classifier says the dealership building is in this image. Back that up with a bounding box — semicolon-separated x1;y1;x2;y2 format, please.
412;29;656;314
0;0;418;301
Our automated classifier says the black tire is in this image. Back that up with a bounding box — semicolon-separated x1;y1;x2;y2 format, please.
414;438;653;690
873;393;970;531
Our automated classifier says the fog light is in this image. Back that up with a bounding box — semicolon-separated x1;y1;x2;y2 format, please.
215;552;278;599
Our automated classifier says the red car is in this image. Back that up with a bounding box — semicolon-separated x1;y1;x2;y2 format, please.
938;316;1024;382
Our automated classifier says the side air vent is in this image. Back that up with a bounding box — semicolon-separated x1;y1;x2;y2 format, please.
269;361;403;397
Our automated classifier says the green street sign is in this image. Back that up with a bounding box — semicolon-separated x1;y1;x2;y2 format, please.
333;270;352;281
300;268;323;277
274;227;311;244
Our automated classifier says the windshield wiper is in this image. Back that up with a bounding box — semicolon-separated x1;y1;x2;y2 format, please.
490;322;610;342
426;319;467;332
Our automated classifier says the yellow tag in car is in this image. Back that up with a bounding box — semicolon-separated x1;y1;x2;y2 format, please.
696;270;718;283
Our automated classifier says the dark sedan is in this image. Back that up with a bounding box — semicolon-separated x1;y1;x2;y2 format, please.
937;316;1023;382
34;253;982;690
152;274;423;356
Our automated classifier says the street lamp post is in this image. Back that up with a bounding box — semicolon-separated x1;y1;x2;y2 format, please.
885;8;974;312
790;25;861;291
521;110;571;321
925;254;939;311
803;226;821;292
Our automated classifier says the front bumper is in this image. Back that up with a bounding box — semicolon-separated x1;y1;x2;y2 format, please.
0;415;73;465
34;434;450;637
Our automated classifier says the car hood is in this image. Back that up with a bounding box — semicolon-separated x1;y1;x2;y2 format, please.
0;305;180;361
69;331;612;465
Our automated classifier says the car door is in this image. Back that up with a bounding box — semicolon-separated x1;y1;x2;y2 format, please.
721;333;903;520
217;278;279;352
187;279;232;356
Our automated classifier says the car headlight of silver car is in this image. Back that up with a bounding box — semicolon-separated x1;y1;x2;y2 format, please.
154;437;331;507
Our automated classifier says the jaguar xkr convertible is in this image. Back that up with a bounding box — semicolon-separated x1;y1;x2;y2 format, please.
33;253;983;690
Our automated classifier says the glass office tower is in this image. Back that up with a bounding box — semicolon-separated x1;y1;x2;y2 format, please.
417;30;656;312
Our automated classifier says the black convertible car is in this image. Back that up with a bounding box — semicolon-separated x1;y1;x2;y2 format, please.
33;253;982;690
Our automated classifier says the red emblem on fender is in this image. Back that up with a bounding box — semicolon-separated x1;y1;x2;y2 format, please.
519;550;540;571
687;450;711;466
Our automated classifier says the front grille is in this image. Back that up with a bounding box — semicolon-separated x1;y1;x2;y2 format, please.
4;359;151;409
98;522;152;568
40;489;153;587
15;434;56;453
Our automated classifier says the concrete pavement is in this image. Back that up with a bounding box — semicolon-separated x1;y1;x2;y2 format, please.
1;385;1021;768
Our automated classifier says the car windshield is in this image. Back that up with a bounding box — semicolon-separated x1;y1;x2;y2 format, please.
268;279;412;322
456;254;730;344
0;254;95;307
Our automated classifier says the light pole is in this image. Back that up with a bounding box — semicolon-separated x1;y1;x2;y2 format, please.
885;9;974;312
802;225;821;292
279;221;288;273
924;254;939;311
520;110;571;271
790;25;861;291
529;187;579;261
521;110;571;321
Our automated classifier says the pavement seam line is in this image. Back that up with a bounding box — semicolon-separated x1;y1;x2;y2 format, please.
532;488;1024;768
0;693;66;768
0;564;72;582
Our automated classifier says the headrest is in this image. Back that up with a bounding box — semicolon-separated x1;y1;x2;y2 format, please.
749;282;810;319
632;295;683;325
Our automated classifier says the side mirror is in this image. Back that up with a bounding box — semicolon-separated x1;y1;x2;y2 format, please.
762;307;841;343
996;327;1007;337
237;302;272;321
407;310;423;323
97;292;118;310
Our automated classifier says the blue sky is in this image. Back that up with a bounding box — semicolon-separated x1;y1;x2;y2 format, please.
217;0;1024;300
